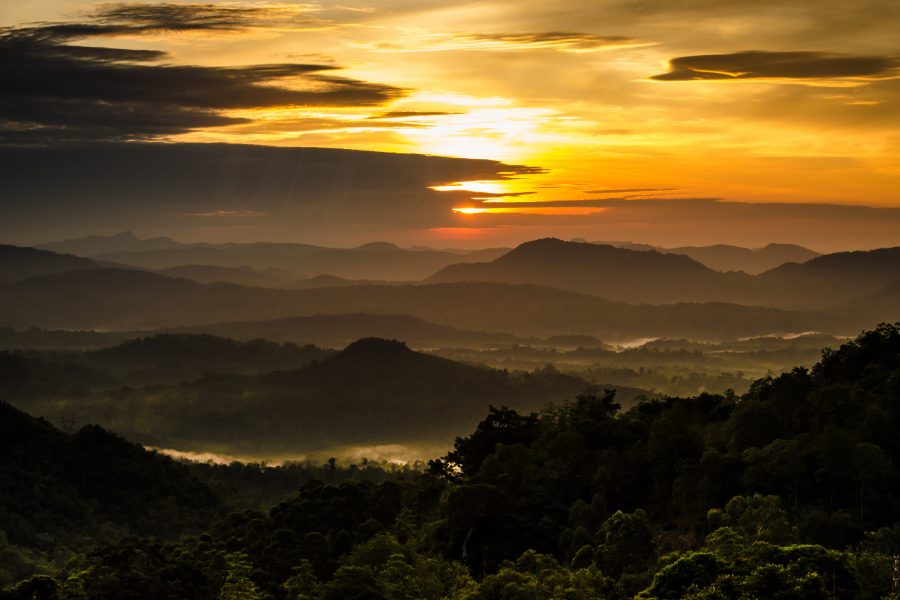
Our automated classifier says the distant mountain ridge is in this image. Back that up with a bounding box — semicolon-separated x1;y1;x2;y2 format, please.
6;338;596;456
594;240;819;274
429;238;749;304
2;241;896;339
756;248;900;306
0;244;100;283
167;313;524;348
38;230;184;256
429;238;900;308
37;232;509;281
0;266;843;339
669;243;820;274
157;264;298;287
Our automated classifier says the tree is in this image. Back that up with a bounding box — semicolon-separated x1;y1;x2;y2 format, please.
219;554;263;600
597;510;657;579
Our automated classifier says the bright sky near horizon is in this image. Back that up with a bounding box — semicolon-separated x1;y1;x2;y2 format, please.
1;0;899;248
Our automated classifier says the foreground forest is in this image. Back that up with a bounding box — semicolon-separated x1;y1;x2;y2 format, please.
2;323;900;599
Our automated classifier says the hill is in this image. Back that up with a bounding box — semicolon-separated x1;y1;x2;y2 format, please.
598;240;820;273
0;245;99;283
286;274;398;289
37;230;184;256
157;264;297;287
756;247;900;306
429;238;749;304
0;401;219;584
668;243;819;274
8;338;598;458
87;238;509;281
431;238;900;309
81;334;331;385
0;268;838;339
168;313;524;349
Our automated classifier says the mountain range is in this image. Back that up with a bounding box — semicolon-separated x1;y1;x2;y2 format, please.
0;267;829;339
7;337;607;457
430;238;900;308
2;239;897;341
38;231;509;281
596;241;820;274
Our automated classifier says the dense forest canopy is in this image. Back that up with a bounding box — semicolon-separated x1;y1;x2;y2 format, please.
2;323;900;599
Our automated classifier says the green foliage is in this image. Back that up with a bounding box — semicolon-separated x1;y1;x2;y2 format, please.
219;554;263;600
597;509;657;578
471;550;612;600
3;324;900;600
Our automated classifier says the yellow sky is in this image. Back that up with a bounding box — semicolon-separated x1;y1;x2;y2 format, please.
2;0;899;246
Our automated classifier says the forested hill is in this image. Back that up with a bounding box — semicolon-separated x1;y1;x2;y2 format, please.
3;324;900;599
7;338;596;457
0;402;220;585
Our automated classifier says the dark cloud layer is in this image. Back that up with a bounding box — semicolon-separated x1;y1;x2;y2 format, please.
90;2;312;31
0;5;402;144
0;143;543;242
653;51;898;81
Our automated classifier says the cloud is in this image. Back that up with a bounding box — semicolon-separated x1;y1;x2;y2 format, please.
359;31;649;53
0;142;544;243
89;2;323;32
586;188;678;194
370;111;463;118
185;210;268;218
0;8;403;144
652;51;899;81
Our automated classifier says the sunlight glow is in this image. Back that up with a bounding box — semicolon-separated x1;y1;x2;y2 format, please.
432;181;511;194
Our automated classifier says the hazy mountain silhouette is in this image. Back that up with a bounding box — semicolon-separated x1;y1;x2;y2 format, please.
597;241;820;273
167;313;524;348
0;327;136;350
81;334;331;385
0;267;836;339
38;230;185;256
286;274;400;289
754;247;900;306
429;238;748;303
668;243;819;274
157;264;297;287
53;233;510;280
7;338;606;456
0;245;100;283
837;279;900;321
431;238;900;308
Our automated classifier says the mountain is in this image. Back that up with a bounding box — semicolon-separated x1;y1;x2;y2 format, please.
429;238;749;303
668;243;820;274
37;230;185;256
286;274;398;289
595;241;819;273
842;279;900;321
431;238;900;309
0;327;134;350
168;313;524;348
0;245;100;283
90;243;321;272
157;264;297;287
7;338;595;457
756;247;900;306
84;237;509;281
0;402;218;558
0;268;838;339
79;334;331;385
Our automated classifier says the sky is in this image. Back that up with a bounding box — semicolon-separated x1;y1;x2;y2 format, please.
1;0;899;249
